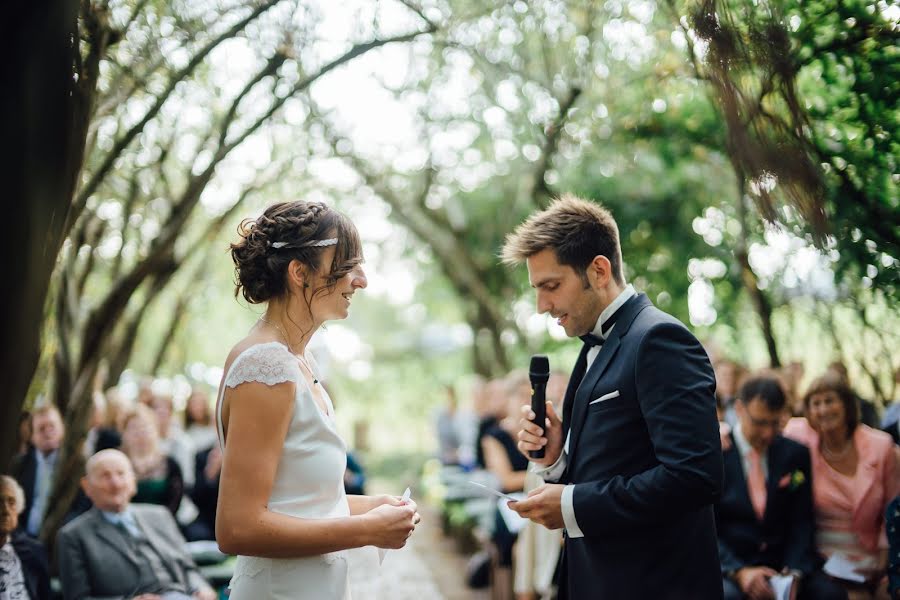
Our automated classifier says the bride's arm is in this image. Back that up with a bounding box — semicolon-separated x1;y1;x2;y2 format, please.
215;381;415;558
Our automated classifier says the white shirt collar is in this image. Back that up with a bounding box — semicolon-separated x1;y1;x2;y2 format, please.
590;284;636;340
101;507;129;519
36;449;58;466
733;423;769;477
732;423;752;459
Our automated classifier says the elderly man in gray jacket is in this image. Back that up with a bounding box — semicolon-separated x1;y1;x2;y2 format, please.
57;449;216;600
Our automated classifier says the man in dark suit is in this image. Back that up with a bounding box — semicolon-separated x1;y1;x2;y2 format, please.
56;449;216;600
11;404;65;537
717;373;846;600
505;195;724;599
12;404;91;539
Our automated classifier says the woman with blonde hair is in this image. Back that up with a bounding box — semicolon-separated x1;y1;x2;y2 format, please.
120;403;184;516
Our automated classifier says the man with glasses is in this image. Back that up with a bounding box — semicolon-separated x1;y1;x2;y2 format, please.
718;373;846;600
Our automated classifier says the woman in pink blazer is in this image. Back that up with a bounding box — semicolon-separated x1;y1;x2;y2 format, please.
784;371;900;600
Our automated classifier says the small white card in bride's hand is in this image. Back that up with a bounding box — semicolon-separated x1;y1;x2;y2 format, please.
378;487;412;566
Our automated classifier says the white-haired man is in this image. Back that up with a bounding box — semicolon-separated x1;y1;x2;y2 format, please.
0;475;50;600
56;449;215;600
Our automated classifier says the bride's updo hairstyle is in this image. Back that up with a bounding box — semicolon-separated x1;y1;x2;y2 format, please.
230;201;363;304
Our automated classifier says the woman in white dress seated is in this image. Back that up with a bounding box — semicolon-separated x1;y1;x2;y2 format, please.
216;201;419;599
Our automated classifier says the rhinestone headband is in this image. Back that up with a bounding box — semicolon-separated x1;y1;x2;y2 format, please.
269;238;338;249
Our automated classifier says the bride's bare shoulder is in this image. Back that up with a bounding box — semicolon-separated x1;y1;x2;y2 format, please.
223;333;279;371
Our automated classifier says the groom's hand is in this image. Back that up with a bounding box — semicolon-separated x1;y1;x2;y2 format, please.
517;401;563;466
507;484;565;529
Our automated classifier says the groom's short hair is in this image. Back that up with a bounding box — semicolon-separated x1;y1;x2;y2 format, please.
501;194;624;286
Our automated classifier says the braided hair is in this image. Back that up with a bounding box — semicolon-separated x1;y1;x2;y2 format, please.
230;201;363;304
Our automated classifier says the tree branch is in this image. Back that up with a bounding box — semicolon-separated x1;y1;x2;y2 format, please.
327;130;517;339
71;0;282;231
529;85;582;208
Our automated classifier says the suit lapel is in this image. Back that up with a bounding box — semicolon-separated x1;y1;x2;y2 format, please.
567;335;622;464
562;344;590;443
724;438;756;518
763;439;787;520
92;510;142;568
566;294;652;468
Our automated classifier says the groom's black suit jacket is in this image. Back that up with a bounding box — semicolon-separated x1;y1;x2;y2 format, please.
556;293;724;600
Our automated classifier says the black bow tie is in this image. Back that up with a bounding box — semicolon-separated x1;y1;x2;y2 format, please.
580;333;603;348
580;305;626;348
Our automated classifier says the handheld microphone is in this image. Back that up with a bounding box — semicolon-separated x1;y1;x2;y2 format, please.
529;355;550;459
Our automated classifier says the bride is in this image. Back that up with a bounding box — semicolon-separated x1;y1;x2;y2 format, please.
215;200;418;599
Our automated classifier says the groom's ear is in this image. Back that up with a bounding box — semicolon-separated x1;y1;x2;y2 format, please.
587;255;613;289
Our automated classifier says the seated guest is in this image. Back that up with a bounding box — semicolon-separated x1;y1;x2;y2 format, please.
0;476;49;600
785;372;900;600
513;371;567;600
56;449;216;600
718;373;846;600
121;404;184;516
13;404;69;536
83;390;122;458
183;445;221;542
343;450;366;496
715;359;745;428
435;385;462;466
828;361;880;428
184;389;218;453
782;361;807;417
151;393;196;490
475;378;508;469
482;371;531;599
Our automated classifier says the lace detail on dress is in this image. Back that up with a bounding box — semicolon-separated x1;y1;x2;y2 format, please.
322;551;348;565
224;342;301;389
231;556;270;583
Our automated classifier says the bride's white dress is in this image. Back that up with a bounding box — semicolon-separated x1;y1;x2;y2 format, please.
216;341;351;599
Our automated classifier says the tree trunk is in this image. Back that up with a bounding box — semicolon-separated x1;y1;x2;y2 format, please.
1;0;80;470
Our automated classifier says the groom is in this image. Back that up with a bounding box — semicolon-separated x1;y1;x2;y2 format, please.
504;195;724;600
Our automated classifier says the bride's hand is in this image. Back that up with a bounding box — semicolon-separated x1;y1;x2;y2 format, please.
379;496;421;529
363;503;418;549
372;494;405;509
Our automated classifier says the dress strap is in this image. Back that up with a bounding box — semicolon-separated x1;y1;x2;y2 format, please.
224;342;302;389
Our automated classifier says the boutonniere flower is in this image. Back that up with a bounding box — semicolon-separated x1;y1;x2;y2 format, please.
778;470;805;490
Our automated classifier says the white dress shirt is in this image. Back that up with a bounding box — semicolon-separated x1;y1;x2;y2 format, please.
531;284;636;537
26;449;57;537
731;423;769;480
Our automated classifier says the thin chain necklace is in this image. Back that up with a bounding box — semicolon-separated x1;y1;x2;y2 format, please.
821;437;852;461
257;316;319;385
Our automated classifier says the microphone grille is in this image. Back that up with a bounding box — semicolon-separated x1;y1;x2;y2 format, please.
529;354;550;376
